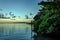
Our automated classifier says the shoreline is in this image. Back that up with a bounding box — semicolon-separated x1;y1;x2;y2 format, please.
0;19;34;24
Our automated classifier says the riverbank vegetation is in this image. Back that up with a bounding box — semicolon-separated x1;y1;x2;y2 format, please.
33;0;60;40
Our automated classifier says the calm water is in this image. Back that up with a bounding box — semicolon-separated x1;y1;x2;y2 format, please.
0;23;33;40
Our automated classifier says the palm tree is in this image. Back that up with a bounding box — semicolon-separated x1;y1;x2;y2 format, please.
12;16;16;18
9;12;12;18
9;12;12;16
30;13;33;15
30;13;33;19
25;15;29;19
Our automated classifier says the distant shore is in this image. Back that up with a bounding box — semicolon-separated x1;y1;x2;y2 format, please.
0;19;33;23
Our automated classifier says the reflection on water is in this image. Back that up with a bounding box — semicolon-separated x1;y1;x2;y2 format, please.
0;23;32;40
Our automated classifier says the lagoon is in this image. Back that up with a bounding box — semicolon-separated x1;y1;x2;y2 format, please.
0;23;32;40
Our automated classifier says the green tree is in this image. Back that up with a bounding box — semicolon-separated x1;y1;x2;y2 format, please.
34;0;60;39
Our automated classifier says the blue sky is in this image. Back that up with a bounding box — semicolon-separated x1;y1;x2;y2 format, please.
0;0;44;19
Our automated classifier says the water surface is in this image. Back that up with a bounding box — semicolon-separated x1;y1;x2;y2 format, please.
0;23;32;40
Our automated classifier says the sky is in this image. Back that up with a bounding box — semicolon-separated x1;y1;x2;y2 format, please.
0;0;47;19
